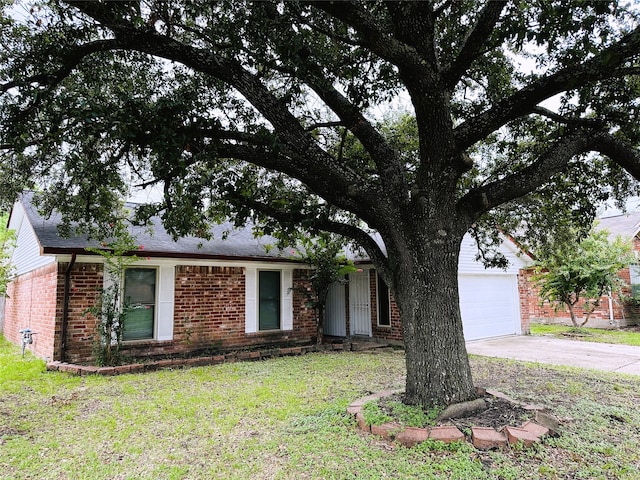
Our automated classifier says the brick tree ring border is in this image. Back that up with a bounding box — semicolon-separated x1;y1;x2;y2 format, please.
347;388;560;450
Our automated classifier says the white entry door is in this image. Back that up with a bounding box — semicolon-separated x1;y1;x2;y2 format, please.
324;281;346;337
349;270;372;336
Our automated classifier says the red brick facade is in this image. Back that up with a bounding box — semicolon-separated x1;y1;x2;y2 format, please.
519;267;640;328
5;261;317;364
4;263;60;360
172;265;247;352
59;263;104;363
292;269;318;338
518;273;532;335
7;258;538;364
369;270;403;342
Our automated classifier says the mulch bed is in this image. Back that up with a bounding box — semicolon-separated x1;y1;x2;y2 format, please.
377;392;533;430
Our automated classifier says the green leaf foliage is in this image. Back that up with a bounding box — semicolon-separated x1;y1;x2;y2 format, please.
1;1;639;246
534;227;634;327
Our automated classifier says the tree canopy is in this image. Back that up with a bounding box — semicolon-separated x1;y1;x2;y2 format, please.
3;1;640;406
3;2;640;246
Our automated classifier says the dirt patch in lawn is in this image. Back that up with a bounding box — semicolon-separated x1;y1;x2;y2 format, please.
621;325;640;333
0;426;28;444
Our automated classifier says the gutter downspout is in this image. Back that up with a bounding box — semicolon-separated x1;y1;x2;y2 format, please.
61;253;77;362
607;287;616;327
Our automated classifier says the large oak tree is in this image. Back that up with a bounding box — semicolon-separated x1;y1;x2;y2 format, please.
2;1;640;406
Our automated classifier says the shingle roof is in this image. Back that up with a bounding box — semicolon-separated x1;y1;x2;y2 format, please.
19;192;299;262
596;211;640;240
18;192;530;265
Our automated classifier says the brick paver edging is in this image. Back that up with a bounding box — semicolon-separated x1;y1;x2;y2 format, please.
46;342;353;376
348;389;559;450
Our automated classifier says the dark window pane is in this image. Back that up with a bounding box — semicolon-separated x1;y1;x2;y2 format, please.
123;268;156;340
377;273;391;326
259;271;281;330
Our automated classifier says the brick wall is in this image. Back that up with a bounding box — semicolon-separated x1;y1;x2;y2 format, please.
60;263;104;363
5;261;320;363
123;266;317;360
292;269;318;339
369;270;403;342
3;263;59;360
4;260;358;364
172;265;247;352
518;272;532;335
519;267;640;328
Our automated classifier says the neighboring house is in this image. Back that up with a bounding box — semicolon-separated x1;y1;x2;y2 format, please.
3;193;533;364
519;212;640;328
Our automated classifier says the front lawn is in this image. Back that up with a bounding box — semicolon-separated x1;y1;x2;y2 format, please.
531;323;640;346
1;335;639;479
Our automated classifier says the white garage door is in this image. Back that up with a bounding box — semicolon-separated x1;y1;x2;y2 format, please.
458;274;520;341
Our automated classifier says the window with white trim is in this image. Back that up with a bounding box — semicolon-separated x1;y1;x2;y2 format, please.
259;270;281;330
123;267;157;341
245;267;293;333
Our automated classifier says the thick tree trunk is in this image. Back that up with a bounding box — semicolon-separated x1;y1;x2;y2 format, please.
390;231;476;407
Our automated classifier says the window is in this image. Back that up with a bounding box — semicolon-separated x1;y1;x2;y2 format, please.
245;267;293;334
376;272;391;327
630;264;640;299
259;270;281;330
123;267;157;341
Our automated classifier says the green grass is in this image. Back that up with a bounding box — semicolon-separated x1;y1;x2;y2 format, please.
531;322;640;346
362;399;442;428
1;335;640;479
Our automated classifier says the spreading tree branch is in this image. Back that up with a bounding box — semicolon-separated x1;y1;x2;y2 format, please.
310;1;436;81
443;1;506;89
531;106;607;129
457;129;594;220
1;39;127;93
590;133;640;181
459;127;640;223
210;143;382;228
224;193;389;273
454;24;640;151
63;1;378;213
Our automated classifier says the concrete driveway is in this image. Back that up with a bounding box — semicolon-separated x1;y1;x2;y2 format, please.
466;335;640;375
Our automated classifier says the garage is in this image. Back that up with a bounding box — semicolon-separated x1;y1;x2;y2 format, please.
459;274;521;340
457;234;532;341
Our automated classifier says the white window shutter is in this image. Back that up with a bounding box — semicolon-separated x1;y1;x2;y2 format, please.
245;267;257;333
156;265;175;341
281;269;293;331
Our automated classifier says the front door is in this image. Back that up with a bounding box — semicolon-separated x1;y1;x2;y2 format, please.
325;281;347;337
349;270;371;336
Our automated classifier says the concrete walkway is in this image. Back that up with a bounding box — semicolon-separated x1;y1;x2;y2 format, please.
466;335;640;376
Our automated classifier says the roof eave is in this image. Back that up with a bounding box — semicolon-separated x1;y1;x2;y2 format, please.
42;247;305;264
